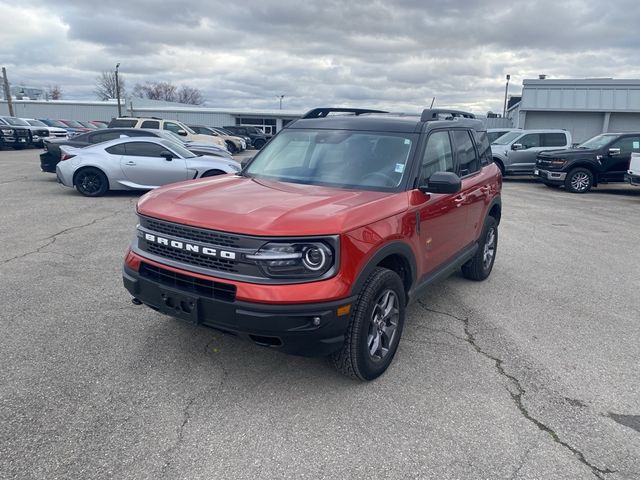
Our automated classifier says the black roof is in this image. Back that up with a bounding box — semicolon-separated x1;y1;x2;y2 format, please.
288;107;484;133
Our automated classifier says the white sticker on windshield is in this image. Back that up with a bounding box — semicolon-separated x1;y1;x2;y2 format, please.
395;163;405;173
634;141;640;149
404;139;411;145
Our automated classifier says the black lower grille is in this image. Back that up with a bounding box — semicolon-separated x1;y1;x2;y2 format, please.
140;262;236;302
142;240;239;272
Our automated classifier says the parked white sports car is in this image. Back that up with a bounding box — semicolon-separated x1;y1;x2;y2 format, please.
56;137;241;197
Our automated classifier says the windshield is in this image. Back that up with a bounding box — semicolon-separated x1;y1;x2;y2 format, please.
4;117;29;126
578;134;617;149
492;131;522;145
161;139;196;159
245;129;415;191
62;120;84;128
45;119;68;128
157;130;188;145
26;119;47;127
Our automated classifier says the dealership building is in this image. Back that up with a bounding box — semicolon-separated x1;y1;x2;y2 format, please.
508;78;640;143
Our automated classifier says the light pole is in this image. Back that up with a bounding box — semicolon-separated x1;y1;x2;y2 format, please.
502;74;511;119
115;63;122;117
278;94;285;110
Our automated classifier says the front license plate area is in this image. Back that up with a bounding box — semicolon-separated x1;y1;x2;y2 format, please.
157;287;199;323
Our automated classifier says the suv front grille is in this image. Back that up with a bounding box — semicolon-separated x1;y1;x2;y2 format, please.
142;240;239;273
140;216;240;248
140;262;236;302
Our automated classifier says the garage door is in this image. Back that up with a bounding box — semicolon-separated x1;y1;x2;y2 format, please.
607;113;640;133
525;112;604;144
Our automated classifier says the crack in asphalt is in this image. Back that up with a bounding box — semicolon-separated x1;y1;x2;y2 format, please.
0;206;132;266
509;446;533;480
159;396;197;478
417;301;616;479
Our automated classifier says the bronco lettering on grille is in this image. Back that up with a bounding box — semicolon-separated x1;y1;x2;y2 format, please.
143;233;236;259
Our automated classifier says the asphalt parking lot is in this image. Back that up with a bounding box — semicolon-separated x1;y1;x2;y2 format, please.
1;148;639;480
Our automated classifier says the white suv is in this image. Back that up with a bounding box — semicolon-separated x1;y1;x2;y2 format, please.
107;117;227;150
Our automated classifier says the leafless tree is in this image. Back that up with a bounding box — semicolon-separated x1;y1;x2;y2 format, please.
177;85;204;105
94;71;125;100
133;81;204;105
48;85;63;100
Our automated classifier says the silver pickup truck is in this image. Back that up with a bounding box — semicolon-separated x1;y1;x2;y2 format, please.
491;129;572;176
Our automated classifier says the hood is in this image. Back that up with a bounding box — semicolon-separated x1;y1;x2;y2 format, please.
137;175;408;236
537;148;599;159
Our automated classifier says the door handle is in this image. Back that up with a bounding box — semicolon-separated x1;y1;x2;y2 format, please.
454;195;465;207
480;186;490;194
125;161;136;166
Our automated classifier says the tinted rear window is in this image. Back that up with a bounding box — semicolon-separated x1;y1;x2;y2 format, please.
108;119;137;128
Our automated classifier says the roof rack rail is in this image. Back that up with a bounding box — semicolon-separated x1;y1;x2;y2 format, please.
302;107;389;119
420;109;475;122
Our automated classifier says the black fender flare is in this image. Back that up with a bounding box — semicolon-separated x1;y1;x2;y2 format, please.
349;241;417;299
486;195;502;225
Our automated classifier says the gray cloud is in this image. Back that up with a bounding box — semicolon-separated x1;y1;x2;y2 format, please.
2;0;640;112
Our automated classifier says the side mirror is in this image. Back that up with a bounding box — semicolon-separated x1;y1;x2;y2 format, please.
511;143;524;151
608;147;621;156
160;151;173;161
177;129;188;136
418;171;461;194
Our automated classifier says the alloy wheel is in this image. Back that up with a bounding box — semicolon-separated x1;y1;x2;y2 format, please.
483;227;496;269
570;172;590;192
367;289;399;362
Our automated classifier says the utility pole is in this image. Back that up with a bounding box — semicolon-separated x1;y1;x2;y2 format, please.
502;74;511;118
115;63;122;117
430;97;436;108
2;67;14;116
278;94;285;110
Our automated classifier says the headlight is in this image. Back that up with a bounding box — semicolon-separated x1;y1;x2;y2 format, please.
246;241;335;278
549;159;566;167
1;128;14;135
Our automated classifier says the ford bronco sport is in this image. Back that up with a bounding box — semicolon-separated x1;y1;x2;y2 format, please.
123;107;502;380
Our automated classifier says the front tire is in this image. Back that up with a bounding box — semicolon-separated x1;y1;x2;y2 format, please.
201;169;226;177
565;168;593;193
74;167;108;197
331;268;406;381
462;216;498;281
225;141;238;154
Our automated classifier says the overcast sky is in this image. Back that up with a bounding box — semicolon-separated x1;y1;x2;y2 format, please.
2;0;640;113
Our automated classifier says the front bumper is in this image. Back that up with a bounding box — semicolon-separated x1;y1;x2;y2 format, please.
625;173;640;186
1;136;29;147
534;168;567;184
123;263;354;357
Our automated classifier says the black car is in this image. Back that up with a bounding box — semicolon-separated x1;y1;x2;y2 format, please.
40;128;232;172
535;132;640;193
222;125;272;149
0;120;31;149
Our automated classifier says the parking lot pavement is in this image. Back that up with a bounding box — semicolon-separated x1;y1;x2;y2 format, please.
1;148;639;480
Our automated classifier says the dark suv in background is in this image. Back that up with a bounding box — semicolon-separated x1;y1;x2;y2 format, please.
223;125;272;149
535;132;640;193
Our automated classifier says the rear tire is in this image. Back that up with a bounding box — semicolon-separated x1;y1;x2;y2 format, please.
331;268;405;381
202;169;226;177
253;139;266;149
74;167;109;197
565;168;593;193
462;216;498;281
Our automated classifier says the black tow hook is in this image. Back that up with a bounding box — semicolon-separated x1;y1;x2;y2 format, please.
131;297;142;306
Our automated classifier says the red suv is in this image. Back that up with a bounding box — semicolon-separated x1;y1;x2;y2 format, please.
123;108;502;380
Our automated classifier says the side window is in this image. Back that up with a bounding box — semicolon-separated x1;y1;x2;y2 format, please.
517;133;541;149
610;136;640;155
123;141;168;157
541;133;567;147
105;144;127;155
90;131;122;144
421;131;454;181
473;130;492;166
163;122;182;134
452;130;480;176
140;120;160;129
